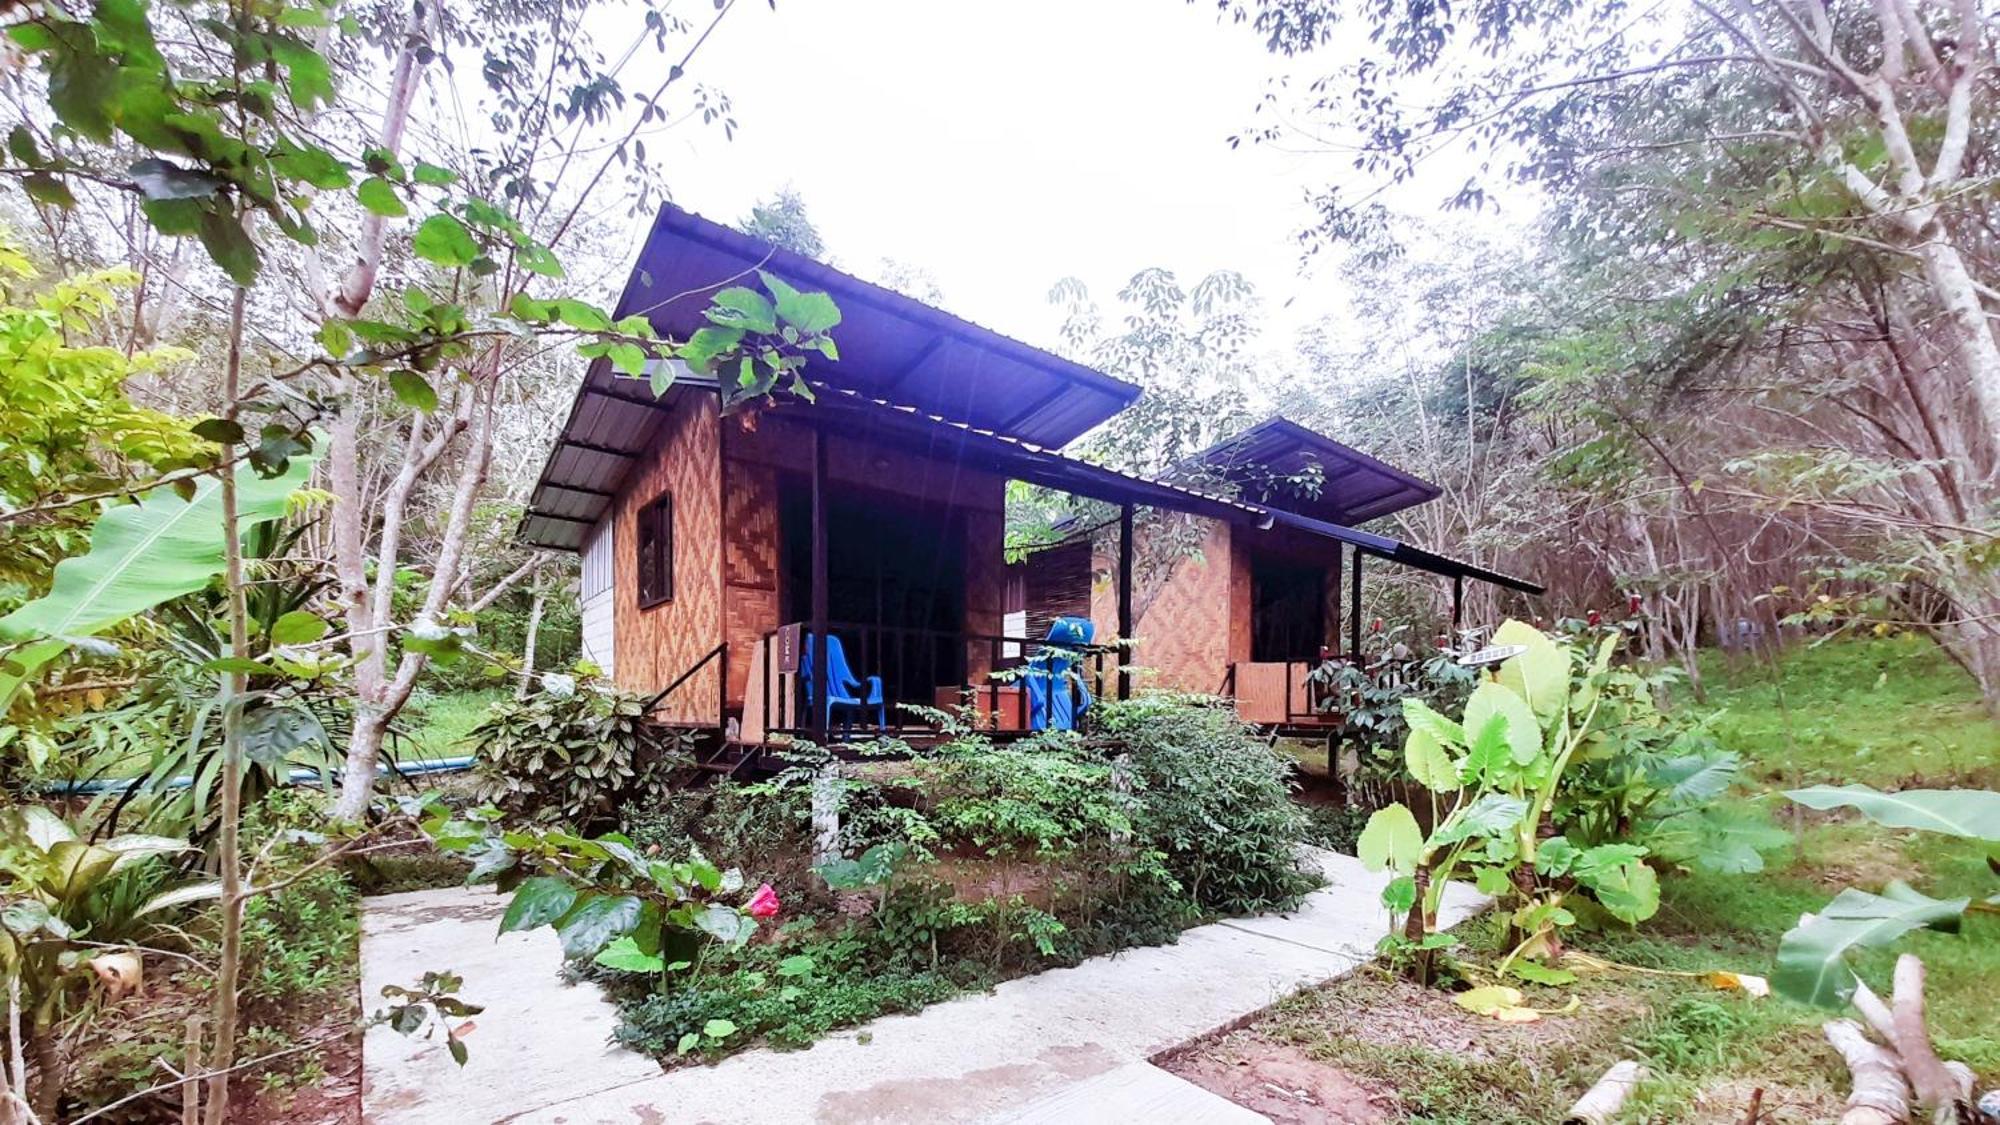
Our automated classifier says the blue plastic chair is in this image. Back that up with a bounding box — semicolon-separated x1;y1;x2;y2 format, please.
1025;617;1095;732
798;633;886;733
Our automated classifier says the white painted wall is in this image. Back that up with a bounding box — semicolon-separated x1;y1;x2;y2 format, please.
580;517;615;678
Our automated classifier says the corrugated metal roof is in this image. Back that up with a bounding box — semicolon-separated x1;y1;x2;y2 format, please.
784;386;1541;595
519;201;1144;550
1189;417;1442;525
517;360;704;551
609;204;1138;446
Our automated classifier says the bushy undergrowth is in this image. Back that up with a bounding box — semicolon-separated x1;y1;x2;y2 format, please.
594;692;1316;1062
1100;693;1318;913
470;680;684;828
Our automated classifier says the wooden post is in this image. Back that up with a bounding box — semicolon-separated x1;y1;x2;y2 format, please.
1349;546;1364;663
1452;573;1465;633
1117;502;1134;700
809;426;829;741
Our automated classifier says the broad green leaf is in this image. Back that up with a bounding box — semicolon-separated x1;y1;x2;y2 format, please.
498;876;576;935
1492;619;1569;721
23;173;76;209
1462;713;1514;783
198;207;261;285
1380;874;1416;914
271;36;333;109
1774;884;1969;1008
1507;960;1576;986
412;214;478;267
552;299;612;332
517;241;565;279
1402;697;1465;749
592;935;665;973
760;270;840;334
357;176;406;217
678;325;745;374
694;902;748;945
1784;784;2000;841
270;610;328;645
1572;844;1659;924
605;344;647;377
1403;727;1460;792
1357;802;1423;874
1430;793;1528;847
554;893;643;958
0;454;316;646
1646;804;1789;875
1650;752;1741;808
413;161;458;185
707;286;776;334
389;369;437;412
1464;681;1540;765
702;1018;737;1039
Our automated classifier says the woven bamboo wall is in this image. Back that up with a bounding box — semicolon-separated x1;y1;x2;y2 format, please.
610;390;724;723
1087;519;1244;695
719;413;1007;709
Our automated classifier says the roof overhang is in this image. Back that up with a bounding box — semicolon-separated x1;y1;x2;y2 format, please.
1188;417;1441;525
783;388;1542;596
519;203;1145;549
516;364;713;551
610;205;1139;446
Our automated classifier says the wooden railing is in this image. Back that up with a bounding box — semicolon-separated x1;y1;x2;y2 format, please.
751;621;1113;742
643;642;727;724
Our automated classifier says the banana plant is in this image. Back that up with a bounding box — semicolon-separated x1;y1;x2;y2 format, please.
1;805;220;1118
1357;620;1662;979
1773;784;1999;1008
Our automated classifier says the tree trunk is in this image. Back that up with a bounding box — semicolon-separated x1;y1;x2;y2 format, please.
204;286;252;1125
517;586;546;700
1911;226;2000;452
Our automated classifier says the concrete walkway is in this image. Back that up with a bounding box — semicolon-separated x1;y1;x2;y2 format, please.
361;848;1486;1124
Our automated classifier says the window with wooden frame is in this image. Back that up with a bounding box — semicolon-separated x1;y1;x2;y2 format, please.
636;492;673;608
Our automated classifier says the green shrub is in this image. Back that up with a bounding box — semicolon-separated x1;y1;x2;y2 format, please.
1096;693;1318;914
470;680;683;828
622;780;823;896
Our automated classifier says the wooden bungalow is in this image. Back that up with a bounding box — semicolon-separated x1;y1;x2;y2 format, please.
518;205;1539;752
1005;418;1542;729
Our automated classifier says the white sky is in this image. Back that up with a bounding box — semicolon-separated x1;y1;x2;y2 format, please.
628;0;1458;351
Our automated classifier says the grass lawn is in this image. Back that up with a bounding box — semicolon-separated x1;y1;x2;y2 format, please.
1165;635;1999;1123
395;687;505;762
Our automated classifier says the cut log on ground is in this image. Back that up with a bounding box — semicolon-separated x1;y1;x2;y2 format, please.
1890;955;1968;1120
1826;1018;1910;1125
1563;1060;1648;1125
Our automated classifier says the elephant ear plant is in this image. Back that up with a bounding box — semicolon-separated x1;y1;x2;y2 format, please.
1356;620;1661;983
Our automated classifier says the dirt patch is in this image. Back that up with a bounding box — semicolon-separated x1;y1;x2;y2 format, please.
1162;1034;1395;1124
231;1022;361;1125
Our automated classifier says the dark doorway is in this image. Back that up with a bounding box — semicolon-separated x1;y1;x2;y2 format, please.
780;482;967;705
1251;557;1325;663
